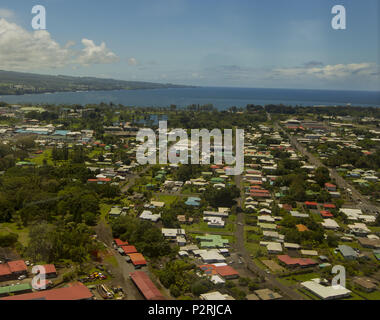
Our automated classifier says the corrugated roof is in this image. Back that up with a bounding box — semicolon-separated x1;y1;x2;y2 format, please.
130;271;165;300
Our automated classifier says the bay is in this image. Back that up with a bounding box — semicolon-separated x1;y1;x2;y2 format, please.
0;87;379;109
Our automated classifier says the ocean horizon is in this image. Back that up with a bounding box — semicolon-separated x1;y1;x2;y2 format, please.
0;87;379;109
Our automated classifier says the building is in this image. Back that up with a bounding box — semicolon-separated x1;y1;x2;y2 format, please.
301;280;351;300
321;219;340;230
277;255;318;268
200;291;235;300
254;288;282;300
114;238;128;247
129;271;165;300
296;224;309;232
128;253;147;267
121;245;138;255
358;237;380;249
199;250;226;264
305;201;318;209
338;245;358;260
0;260;28;281
353;277;378;293
40;264;57;279
0;282;93;300
139;210;161;222
0;283;32;297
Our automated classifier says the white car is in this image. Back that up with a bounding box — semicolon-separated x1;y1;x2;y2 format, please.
18;275;26;280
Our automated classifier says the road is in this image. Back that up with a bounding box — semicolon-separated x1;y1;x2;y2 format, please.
274;121;379;215
233;174;305;300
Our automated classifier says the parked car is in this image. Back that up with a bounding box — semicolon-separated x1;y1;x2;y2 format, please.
18;275;26;280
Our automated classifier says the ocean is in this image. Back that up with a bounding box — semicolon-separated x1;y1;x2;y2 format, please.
0;87;379;109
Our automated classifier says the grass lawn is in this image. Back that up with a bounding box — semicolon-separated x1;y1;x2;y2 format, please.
152;194;178;207
279;272;321;286
104;255;119;267
369;226;380;233
0;222;29;246
343;291;364;300
245;242;266;257
26;149;54;166
222;235;236;244
183;221;234;234
351;289;380;300
100;203;113;222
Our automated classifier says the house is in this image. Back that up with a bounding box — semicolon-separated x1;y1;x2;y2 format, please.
325;183;337;192
320;210;334;218
323;203;336;210
162;228;186;240
357;237;380;249
321;219;340;230
349;222;371;235
353;277;378;293
267;242;283;254
109;206;123;218
277;255;317;268
304;201;318;209
196;235;229;249
254;288;282;300
139;210;161;222
199;250;226;264
296;224;309;232
185;197;201;206
338;245;358;260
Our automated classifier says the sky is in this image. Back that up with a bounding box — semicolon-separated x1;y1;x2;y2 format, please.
0;0;379;90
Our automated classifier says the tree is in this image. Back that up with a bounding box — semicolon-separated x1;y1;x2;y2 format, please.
15;136;35;151
315;167;330;186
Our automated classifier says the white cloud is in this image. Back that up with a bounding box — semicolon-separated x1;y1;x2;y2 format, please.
0;8;14;19
0;18;119;71
128;57;138;66
273;63;379;80
0;18;72;70
76;39;119;66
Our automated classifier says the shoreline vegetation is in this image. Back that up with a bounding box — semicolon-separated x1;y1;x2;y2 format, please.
0;70;196;96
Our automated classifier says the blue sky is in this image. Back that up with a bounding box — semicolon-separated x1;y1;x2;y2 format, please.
0;0;379;90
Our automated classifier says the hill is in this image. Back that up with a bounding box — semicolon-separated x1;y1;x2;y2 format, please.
0;70;193;95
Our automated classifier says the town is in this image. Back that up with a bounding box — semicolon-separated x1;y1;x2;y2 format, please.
0;102;379;301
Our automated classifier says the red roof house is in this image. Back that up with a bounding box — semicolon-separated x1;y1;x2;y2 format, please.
320;210;333;218
277;255;317;268
215;266;239;279
304;201;318;209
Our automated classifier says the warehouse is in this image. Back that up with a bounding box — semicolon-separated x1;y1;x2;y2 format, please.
0;282;93;300
129;271;165;300
301;280;351;300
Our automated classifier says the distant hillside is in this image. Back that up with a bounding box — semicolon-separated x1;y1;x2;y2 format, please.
0;70;194;95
